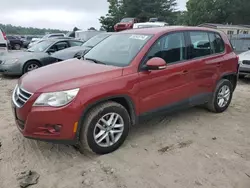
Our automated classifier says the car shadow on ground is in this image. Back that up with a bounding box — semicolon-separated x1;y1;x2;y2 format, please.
12;105;208;162
239;76;250;84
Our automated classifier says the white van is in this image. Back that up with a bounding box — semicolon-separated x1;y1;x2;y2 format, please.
133;22;169;29
0;28;8;52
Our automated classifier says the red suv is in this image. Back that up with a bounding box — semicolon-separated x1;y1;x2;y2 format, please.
11;27;239;154
114;18;138;32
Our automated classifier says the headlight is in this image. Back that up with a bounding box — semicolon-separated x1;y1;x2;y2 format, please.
33;88;79;107
3;58;19;64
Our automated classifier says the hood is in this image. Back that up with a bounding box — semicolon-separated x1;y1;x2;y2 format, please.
19;59;123;93
51;46;91;60
238;50;250;61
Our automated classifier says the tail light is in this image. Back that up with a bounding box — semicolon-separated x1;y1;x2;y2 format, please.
3;32;7;40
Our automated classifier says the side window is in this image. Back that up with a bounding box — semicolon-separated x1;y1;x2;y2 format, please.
214;33;225;53
69;41;83;47
146;32;186;64
209;33;225;54
189;32;211;58
50;41;69;51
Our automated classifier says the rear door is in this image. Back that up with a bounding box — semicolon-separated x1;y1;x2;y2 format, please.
186;31;225;105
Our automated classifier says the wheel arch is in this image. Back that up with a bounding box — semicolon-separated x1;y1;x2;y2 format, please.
220;72;238;91
76;95;137;141
22;59;42;73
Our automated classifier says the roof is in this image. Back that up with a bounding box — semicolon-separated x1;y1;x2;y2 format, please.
119;26;221;35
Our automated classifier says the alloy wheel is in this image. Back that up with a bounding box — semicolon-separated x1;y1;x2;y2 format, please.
93;112;124;148
217;85;230;108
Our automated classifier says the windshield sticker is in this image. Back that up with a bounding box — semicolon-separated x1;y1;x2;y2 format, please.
129;35;148;40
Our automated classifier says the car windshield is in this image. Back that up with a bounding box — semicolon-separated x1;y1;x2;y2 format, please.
82;34;110;48
28;40;53;52
120;18;134;23
84;33;152;67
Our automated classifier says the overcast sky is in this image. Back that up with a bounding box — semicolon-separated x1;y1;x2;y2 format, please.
0;0;187;31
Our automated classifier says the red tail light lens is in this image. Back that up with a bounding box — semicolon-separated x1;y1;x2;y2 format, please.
3;32;7;40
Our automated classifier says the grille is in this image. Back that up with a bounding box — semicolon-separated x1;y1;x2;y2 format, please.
242;60;250;65
12;85;33;108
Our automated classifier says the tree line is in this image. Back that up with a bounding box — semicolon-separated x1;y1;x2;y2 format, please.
0;23;67;36
100;0;250;31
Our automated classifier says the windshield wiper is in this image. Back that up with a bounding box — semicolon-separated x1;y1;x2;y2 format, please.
85;58;106;65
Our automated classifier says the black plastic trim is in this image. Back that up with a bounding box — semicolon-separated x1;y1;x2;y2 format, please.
76;95;137;142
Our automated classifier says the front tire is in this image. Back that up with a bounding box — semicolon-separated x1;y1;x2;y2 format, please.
79;101;130;155
23;61;41;74
206;79;233;113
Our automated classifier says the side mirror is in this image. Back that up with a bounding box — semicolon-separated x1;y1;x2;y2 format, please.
146;57;167;70
47;48;56;54
248;47;250;50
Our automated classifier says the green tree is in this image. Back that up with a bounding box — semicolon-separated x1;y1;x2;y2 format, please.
100;0;177;31
186;0;250;25
0;23;67;35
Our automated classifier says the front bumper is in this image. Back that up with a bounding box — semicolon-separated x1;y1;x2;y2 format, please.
0;63;22;75
239;65;250;75
11;89;82;144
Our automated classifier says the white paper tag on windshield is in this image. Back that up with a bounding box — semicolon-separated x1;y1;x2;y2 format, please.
129;35;148;40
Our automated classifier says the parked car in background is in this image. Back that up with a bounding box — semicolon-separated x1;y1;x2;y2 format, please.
11;26;238;155
75;30;105;42
28;34;66;48
0;38;83;76
22;36;35;48
7;35;23;50
0;28;8;53
27;37;43;48
133;21;169;29
238;49;250;78
42;33;66;39
114;17;139;32
52;32;113;61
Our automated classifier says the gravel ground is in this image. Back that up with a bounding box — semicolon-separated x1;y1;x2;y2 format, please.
0;74;250;188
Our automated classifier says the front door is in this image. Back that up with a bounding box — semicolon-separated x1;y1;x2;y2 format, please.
138;32;193;115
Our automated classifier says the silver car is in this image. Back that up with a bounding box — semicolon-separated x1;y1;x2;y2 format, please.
238;49;250;78
0;38;83;76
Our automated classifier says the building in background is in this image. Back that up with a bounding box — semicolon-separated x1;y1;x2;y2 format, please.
198;23;250;35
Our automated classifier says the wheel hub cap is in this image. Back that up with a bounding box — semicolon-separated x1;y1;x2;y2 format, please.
217;85;230;108
94;113;124;147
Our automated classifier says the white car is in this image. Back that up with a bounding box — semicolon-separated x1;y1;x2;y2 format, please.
28;33;65;48
0;28;8;53
133;22;169;29
238;49;250;78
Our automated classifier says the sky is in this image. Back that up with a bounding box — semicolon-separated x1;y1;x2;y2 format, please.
0;0;187;31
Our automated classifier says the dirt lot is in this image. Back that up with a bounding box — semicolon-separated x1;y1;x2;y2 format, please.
0;74;250;188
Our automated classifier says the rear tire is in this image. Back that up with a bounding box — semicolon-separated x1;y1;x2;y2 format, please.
206;79;233;113
14;43;21;50
78;101;130;155
23;61;41;74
